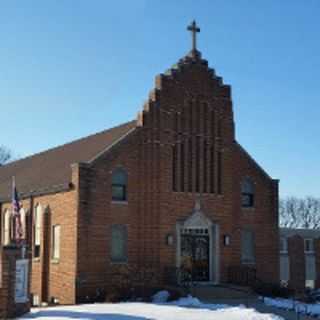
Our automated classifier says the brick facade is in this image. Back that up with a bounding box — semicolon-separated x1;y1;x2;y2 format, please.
0;246;30;318
0;49;279;304
74;52;279;300
288;235;305;291
280;229;320;291
1;188;78;305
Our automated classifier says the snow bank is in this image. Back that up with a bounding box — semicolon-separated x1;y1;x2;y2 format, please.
172;295;203;307
264;297;294;310
152;290;170;303
152;291;229;309
264;296;320;317
171;294;231;310
20;299;284;320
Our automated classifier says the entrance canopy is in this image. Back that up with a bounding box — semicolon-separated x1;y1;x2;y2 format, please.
180;198;213;230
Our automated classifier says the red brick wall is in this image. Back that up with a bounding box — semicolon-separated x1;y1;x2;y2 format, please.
75;132;142;300
288;235;305;291
0;246;30;319
1;188;78;305
232;146;279;284
75;54;279;300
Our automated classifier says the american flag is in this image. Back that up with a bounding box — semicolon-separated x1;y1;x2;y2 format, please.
12;177;23;243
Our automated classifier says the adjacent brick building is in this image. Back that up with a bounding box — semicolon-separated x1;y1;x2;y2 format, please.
0;23;279;305
280;228;320;291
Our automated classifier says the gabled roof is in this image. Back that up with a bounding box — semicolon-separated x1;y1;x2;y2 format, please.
234;141;273;181
0;120;136;201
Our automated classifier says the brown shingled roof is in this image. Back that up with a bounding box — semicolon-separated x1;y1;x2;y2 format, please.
0;120;136;201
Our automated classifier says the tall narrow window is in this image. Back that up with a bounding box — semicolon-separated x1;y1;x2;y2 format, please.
174;112;178;133
112;168;128;201
203;139;207;193
280;237;288;253
217;151;222;194
180;142;185;192
111;225;128;263
34;205;42;258
305;239;314;253
210;144;215;193
20;208;26;240
217;114;222;138
195;137;200;192
52;225;61;260
196;101;200;133
3;209;11;246
188;138;193;192
181;111;185;133
241;178;254;207
189;102;193;133
172;145;177;191
210;108;215;194
203;103;208;135
210;109;215;137
241;229;255;264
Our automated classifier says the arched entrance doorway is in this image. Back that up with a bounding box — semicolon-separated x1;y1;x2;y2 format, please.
176;199;219;284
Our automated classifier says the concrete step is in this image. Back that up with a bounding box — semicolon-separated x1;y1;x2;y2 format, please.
190;284;257;301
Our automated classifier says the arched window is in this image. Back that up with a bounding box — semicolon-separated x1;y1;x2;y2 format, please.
34;204;42;258
20;208;26;240
111;168;128;201
241;178;254;207
2;209;11;246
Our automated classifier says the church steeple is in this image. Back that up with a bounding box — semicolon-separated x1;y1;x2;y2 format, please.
187;20;201;59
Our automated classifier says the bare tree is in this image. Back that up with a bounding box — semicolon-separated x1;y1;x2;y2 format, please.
0;146;12;166
280;196;320;229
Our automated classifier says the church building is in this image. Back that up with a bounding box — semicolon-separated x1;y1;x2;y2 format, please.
0;22;279;305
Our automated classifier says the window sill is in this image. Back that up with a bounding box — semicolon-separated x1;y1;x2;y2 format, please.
110;260;128;265
51;259;60;264
111;201;128;205
171;192;224;198
242;207;255;211
241;261;256;266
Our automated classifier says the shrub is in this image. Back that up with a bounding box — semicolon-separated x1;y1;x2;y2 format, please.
253;282;293;298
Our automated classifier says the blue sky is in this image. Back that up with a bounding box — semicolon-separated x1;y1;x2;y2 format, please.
1;1;319;197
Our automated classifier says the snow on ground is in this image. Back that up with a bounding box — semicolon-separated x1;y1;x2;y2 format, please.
264;296;320;317
152;290;170;303
20;296;284;320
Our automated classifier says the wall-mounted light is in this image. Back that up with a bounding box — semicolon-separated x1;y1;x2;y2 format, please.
166;234;174;246
223;235;230;246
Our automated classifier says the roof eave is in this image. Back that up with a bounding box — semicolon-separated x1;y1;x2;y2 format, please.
87;127;137;165
0;182;73;204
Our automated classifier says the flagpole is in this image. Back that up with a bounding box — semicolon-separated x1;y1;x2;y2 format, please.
12;175;25;258
12;175;16;246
